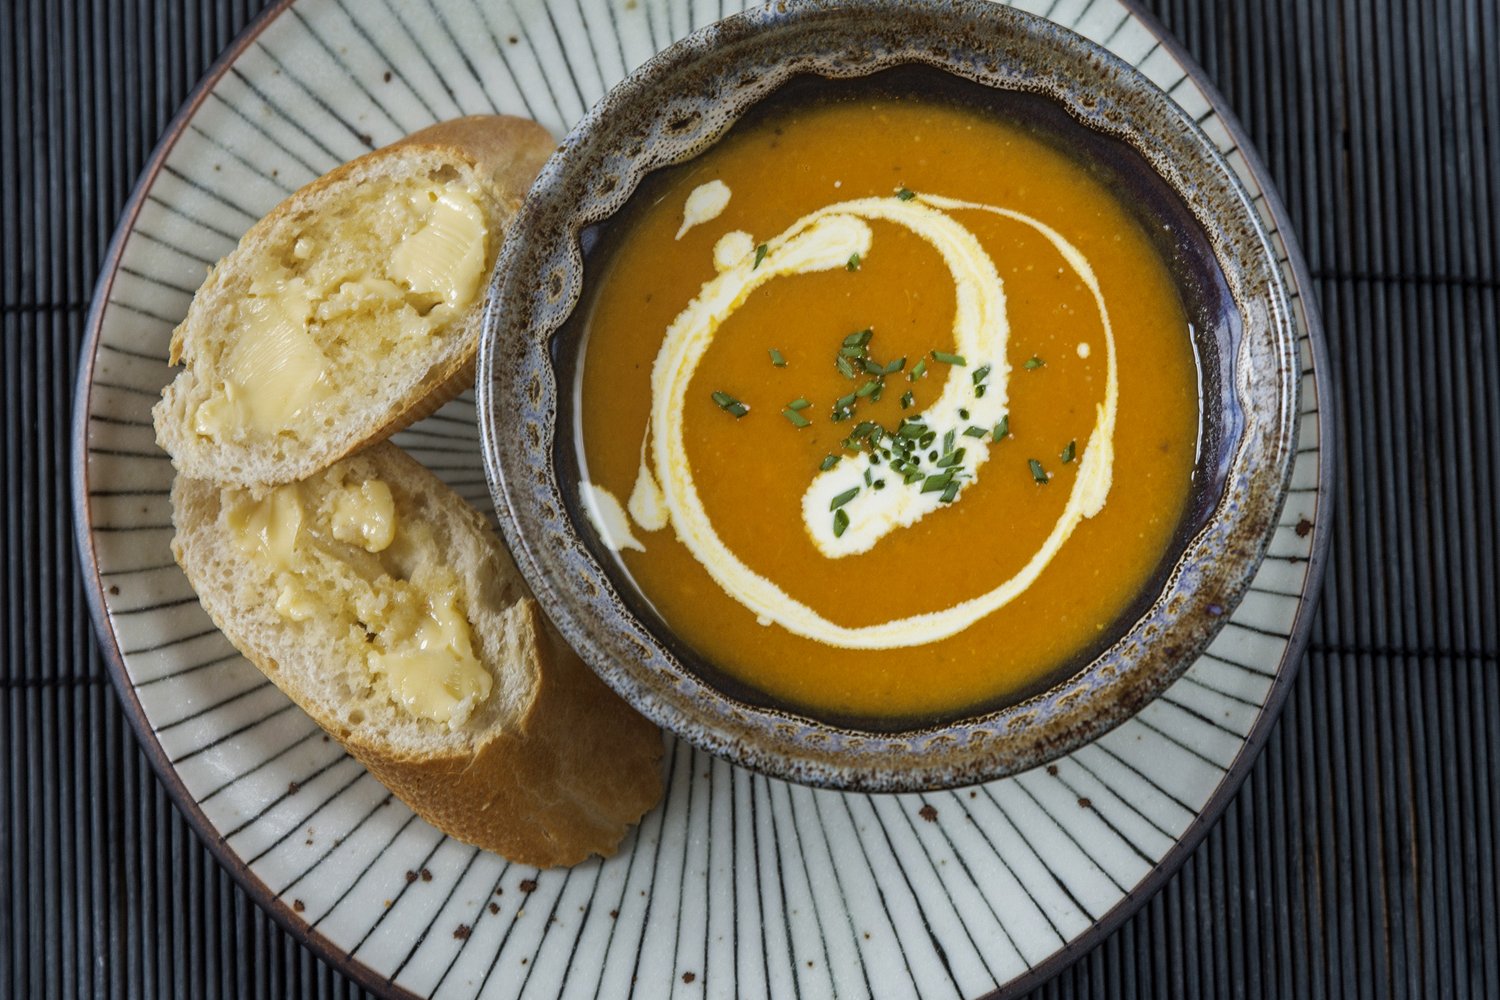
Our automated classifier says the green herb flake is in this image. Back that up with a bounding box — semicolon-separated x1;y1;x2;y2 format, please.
781;408;811;428
769;348;787;368
833;508;850;537
900;391;915;410
846;252;861;271
896;187;916;201
943;429;956;455
993;415;1010;441
921;470;956;493
830;487;860;510
1029;458;1049;484
753;243;768;269
883;357;906;375
843;328;874;348
851;421;878;440
963;426;987;438
835;391;858;411
937;448;966;468
1061;439;1077;464
819;454;840;471
908;358;928;381
904;468;925;485
940;481;961;503
711;390;749;418
1024;355;1044;370
855;380;880;398
836;355;858;379
787;397;811;411
971;364;991;385
898;422;928;439
931;350;967;366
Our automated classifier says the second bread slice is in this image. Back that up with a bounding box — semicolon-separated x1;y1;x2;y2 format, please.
154;115;554;488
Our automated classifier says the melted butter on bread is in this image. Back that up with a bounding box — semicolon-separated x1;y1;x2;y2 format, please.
224;470;492;729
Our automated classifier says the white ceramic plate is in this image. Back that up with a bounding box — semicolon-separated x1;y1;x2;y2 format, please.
73;1;1333;997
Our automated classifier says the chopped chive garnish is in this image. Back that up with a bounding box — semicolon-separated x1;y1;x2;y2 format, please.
846;252;861;271
863;468;873;486
836;355;857;379
871;381;885;402
975;385;988;398
896;187;916;201
904;468;925;485
993;415;1010;440
831;408;853;423
843;328;874;347
908;358;928;381
931;350;967;366
711;390;748;417
963;426;987;438
1029;458;1048;484
884;357;906;375
940;481;961;503
1024;355;1044;370
1061;439;1077;464
972;364;991;385
819;454;840;471
830;487;859;511
781;408;811;428
787;397;811;410
835;391;858;411
769;348;787;367
851;421;878;440
937;448;965;468
900;391;915;410
943;429;956;455
919;431;936;449
833;508;850;537
874;479;887;490
898;422;928;439
958;408;969;420
858;358;882;375
753;243;768;269
855;380;880;398
921;470;956;493
839;344;868;359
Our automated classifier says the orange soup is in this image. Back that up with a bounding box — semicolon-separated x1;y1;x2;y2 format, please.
574;89;1200;722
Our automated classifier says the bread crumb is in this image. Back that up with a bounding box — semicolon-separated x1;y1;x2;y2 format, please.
918;804;938;822
488;902;500;915
292;899;305;913
420;869;433;882
519;879;538;893
453;925;470;940
682;972;696;984
405;871;418;883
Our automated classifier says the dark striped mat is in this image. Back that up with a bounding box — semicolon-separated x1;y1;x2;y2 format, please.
5;0;1497;996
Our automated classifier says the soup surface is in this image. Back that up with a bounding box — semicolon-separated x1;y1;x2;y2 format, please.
576;93;1200;722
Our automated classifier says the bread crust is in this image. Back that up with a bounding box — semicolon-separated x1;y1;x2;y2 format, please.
155;115;555;488
170;443;663;867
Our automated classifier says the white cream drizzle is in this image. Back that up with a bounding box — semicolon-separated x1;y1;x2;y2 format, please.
580;481;645;553
675;180;732;239
603;192;1119;649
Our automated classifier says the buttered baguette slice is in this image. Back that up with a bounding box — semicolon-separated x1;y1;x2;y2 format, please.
171;443;663;867
155;115;554;488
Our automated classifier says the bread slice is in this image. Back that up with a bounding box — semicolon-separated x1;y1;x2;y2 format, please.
154;115;554;488
170;442;663;867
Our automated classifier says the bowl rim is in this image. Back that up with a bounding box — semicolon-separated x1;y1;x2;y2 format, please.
478;0;1302;792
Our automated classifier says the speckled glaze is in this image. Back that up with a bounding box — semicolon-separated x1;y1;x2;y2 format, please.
477;0;1298;791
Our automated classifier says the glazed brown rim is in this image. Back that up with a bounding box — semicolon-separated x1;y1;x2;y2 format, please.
67;1;1335;998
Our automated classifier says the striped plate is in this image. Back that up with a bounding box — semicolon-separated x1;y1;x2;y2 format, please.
72;1;1333;997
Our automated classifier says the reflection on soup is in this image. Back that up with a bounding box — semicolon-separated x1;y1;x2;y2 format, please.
576;95;1200;722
